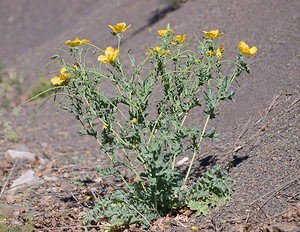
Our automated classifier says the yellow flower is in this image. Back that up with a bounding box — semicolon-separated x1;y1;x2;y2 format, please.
171;34;186;45
73;63;81;75
216;43;223;57
50;67;69;85
179;208;185;213
132;118;137;124
50;76;63;85
238;41;257;56
158;23;172;38
206;50;213;56
98;47;119;63
158;29;168;38
191;226;199;230
202;30;223;39
108;22;131;33
147;46;168;57
102;125;107;130
65;37;89;47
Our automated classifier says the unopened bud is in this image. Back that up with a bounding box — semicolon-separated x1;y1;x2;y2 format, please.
132;118;137;124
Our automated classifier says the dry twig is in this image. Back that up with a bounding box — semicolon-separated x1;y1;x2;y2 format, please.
0;158;18;198
123;198;151;227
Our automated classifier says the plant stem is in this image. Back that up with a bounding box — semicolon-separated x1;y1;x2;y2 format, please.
82;95;130;147
122;148;146;190
183;115;210;185
95;138;129;187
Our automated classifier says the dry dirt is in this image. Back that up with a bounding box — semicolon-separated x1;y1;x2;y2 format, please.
0;0;299;231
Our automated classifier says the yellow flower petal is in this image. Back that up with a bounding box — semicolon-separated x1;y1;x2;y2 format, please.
109;22;131;33
108;25;115;31
210;30;219;37
216;43;223;57
65;37;89;47
158;24;173;38
239;41;257;56
66;37;80;46
132;118;137;124
98;47;119;63
249;46;257;56
112;49;119;61
51;67;70;85
123;24;131;32
206;50;213;56
105;46;114;58
171;34;186;45
214;32;223;38
238;41;249;53
59;67;69;79
202;30;223;39
97;55;110;63
50;76;63;85
60;67;67;75
146;46;168;57
154;46;161;52
158;29;168;38
81;39;90;44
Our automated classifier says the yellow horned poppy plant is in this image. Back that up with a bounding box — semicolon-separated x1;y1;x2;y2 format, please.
65;38;89;47
202;30;223;39
98;47;119;63
238;41;257;56
50;67;69;85
108;22;131;33
171;34;186;45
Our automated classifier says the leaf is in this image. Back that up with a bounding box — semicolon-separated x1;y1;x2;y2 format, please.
203;127;219;143
51;54;59;59
187;200;209;216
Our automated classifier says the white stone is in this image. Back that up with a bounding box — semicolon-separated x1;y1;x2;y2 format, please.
8;170;45;194
176;157;189;166
43;176;59;182
5;150;35;163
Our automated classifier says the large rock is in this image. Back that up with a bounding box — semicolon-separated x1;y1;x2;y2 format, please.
4;149;35;163
8;170;45;194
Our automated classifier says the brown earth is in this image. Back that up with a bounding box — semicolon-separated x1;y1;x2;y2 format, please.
0;0;299;231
